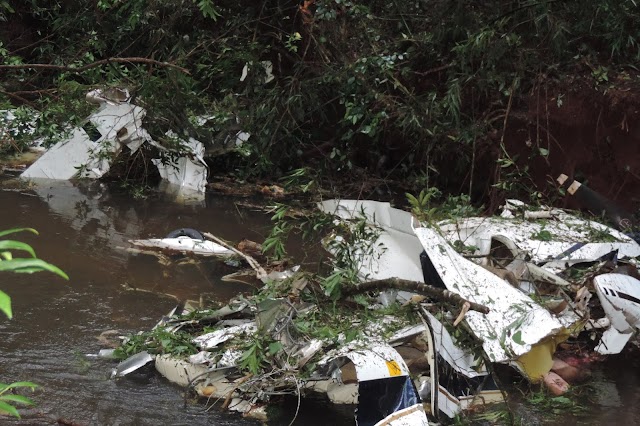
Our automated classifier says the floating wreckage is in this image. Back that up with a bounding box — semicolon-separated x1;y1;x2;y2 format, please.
101;196;640;423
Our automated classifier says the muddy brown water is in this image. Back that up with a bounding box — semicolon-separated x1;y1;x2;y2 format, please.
0;178;639;425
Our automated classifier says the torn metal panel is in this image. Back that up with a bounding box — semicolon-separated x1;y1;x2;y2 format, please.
21;90;211;196
318;342;428;426
152;134;208;194
22;103;145;179
418;309;504;419
420;311;486;378
437;210;640;272
594;327;633;355
21;128;104;179
413;226;567;377
320;200;574;381
155;354;231;388
357;376;428;426
192;322;257;350
593;273;640;354
112;351;154;378
594;273;640;331
129;236;234;257
318;200;425;285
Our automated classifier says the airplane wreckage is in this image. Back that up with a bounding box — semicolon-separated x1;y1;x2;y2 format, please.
7;87;249;203
99;190;640;425
6;86;638;424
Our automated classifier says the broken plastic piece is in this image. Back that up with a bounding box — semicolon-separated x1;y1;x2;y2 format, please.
112;351;154;378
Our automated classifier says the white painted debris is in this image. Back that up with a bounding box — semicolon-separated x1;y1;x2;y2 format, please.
320;199;570;381
592;273;640;354
193;322;257;350
419;309;504;418
152;132;208;194
129;236;234;257
321;202;564;358
320;342;411;381
413;226;566;369
594;273;640;331
594;327;633;355
155;354;231;388
318;342;429;426
240;61;274;84
438;200;640;272
112;351;154;378
421;311;486;378
86;87;130;105
22;102;148;179
20;89;213;199
319;200;425;288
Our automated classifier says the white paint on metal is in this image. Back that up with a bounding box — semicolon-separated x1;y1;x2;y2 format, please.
129;236;233;256
413;226;565;364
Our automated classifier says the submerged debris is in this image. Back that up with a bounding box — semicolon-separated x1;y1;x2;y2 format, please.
102;196;640;423
16;89;249;202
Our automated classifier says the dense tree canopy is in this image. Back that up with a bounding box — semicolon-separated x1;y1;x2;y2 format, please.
2;1;640;206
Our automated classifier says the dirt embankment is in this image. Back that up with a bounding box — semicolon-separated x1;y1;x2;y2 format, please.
500;72;640;212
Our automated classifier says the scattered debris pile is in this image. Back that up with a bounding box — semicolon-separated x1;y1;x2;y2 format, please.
8;88;249;201
100;196;640;424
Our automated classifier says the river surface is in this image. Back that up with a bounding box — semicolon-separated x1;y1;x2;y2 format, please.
0;178;639;425
0;178;351;425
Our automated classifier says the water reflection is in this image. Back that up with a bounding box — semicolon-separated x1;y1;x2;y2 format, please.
0;179;269;425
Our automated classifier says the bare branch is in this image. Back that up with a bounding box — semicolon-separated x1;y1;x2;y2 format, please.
341;278;490;314
203;232;268;280
0;57;190;75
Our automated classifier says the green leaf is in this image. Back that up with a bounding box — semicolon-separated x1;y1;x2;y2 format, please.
268;341;283;355
512;330;523;345
0;381;38;392
0;400;20;418
0;258;69;280
0;394;34;406
0;290;11;319
0;228;38;238
0;240;36;258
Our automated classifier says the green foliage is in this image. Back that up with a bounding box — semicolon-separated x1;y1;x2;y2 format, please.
0;228;66;418
262;204;292;260
1;0;640;197
0;228;69;318
238;338;266;374
0;381;37;418
406;188;441;222
531;227;553;242
527;388;588;416
194;0;220;21
322;210;384;299
114;328;198;359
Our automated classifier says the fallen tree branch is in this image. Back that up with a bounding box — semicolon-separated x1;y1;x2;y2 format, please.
0;89;39;109
341;278;490;314
221;373;253;411
0;57;190;75
203;232;267;280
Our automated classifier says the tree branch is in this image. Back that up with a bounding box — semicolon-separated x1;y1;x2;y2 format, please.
341;278;490;314
0;57;190;75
